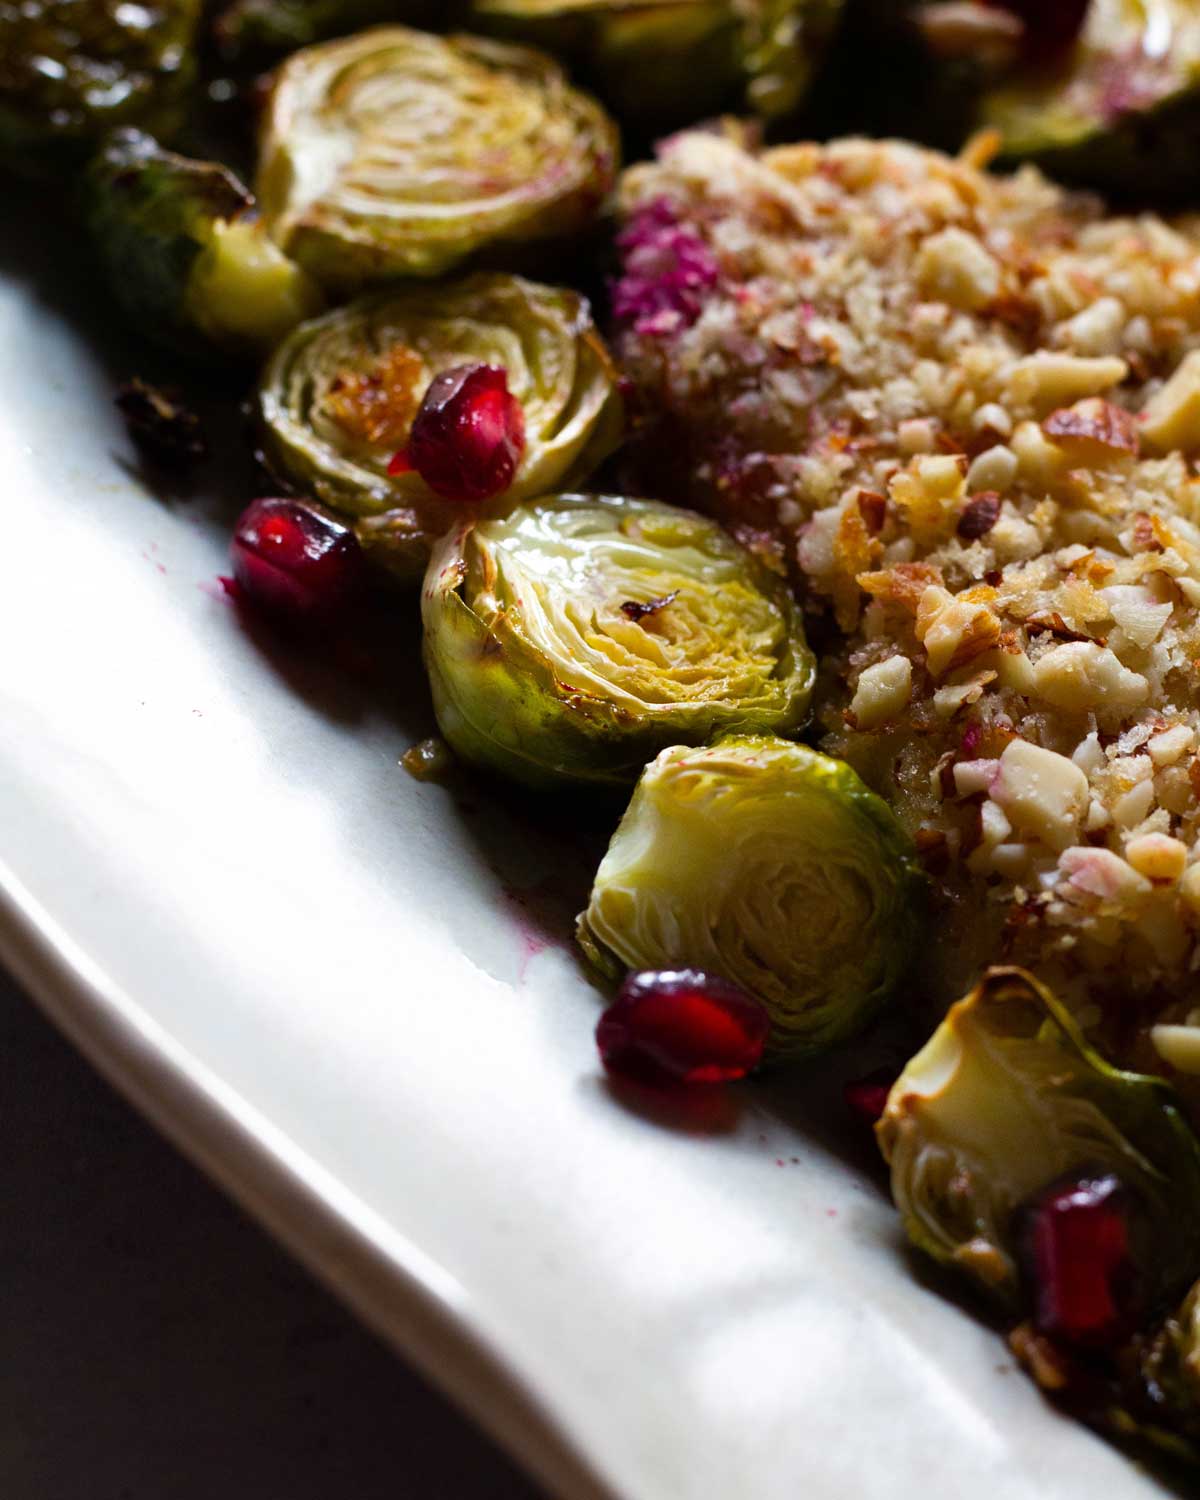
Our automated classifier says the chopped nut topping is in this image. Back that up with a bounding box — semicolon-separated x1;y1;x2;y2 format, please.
956;490;1001;540
849;654;913;729
993;740;1088;851
856;489;888;534
616;132;1200;1017
916;586;1001;676
1141;350;1200;452
1042;398;1139;458
1125;833;1188;884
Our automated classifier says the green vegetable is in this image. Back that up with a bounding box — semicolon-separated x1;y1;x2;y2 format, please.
983;0;1200;196
85;130;322;360
470;0;843;126
256;27;619;289
578;735;922;1058
1116;1276;1200;1463
215;0;436;65
878;966;1200;1308
0;0;202;175
422;497;816;789
258;273;624;580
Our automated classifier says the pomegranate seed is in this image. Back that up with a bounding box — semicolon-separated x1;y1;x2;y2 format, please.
844;1069;897;1125
1016;1172;1140;1349
389;364;525;502
596;969;770;1088
230;497;366;624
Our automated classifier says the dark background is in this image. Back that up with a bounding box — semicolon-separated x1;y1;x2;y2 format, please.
0;963;545;1499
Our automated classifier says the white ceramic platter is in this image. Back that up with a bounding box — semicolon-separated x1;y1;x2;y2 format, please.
0;203;1171;1500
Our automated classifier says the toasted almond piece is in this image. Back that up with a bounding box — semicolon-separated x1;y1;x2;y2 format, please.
849;655;913;729
964;446;1017;494
1126;833;1188;883
1006;353;1127;414
1031;641;1149;718
916;585;1001;676
993;739;1088;850
1113;778;1156;829
1043;398;1139;458
1141;351;1200;453
1180;863;1200;915
1054;297;1125;357
915;226;1001;311
1149;725;1195;766
953;758;1000;797
1059;846;1151;904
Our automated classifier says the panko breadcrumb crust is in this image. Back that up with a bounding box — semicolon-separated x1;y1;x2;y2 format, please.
614;129;1200;1071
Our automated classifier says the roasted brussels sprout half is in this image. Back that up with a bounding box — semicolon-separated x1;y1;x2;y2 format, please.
258;272;624;578
981;0;1200;195
469;0;842;125
878;967;1200;1309
256;27;619;289
578;736;923;1058
421;496;816;788
0;0;201;174
85;130;322;360
1118;1276;1200;1460
1000;1266;1200;1464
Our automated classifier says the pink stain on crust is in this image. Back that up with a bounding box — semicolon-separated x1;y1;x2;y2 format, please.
612;198;719;337
1059;847;1143;902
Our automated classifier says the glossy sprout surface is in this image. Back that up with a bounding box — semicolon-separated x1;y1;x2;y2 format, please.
258;274;624;579
422;499;816;788
878;967;1200;1309
578;734;922;1057
257;26;619;288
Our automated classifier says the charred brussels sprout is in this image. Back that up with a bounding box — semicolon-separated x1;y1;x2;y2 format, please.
86;131;322;359
0;0;201;174
878;967;1200;1309
421;498;816;788
982;0;1200;195
469;0;842;125
1119;1277;1200;1460
256;27;619;289
258;273;624;579
578;736;922;1058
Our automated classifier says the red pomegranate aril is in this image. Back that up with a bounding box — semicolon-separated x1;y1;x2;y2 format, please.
1016;1172;1139;1349
844;1068;897;1125
596;969;770;1087
230;497;366;624
389;364;525;503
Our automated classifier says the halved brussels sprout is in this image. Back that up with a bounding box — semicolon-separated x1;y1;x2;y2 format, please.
0;0;201;174
256;27;619;288
1120;1276;1200;1460
85;130;323;360
421;497;816;788
983;0;1200;195
258;273;624;579
469;0;842;125
878;967;1200;1308
578;735;923;1058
